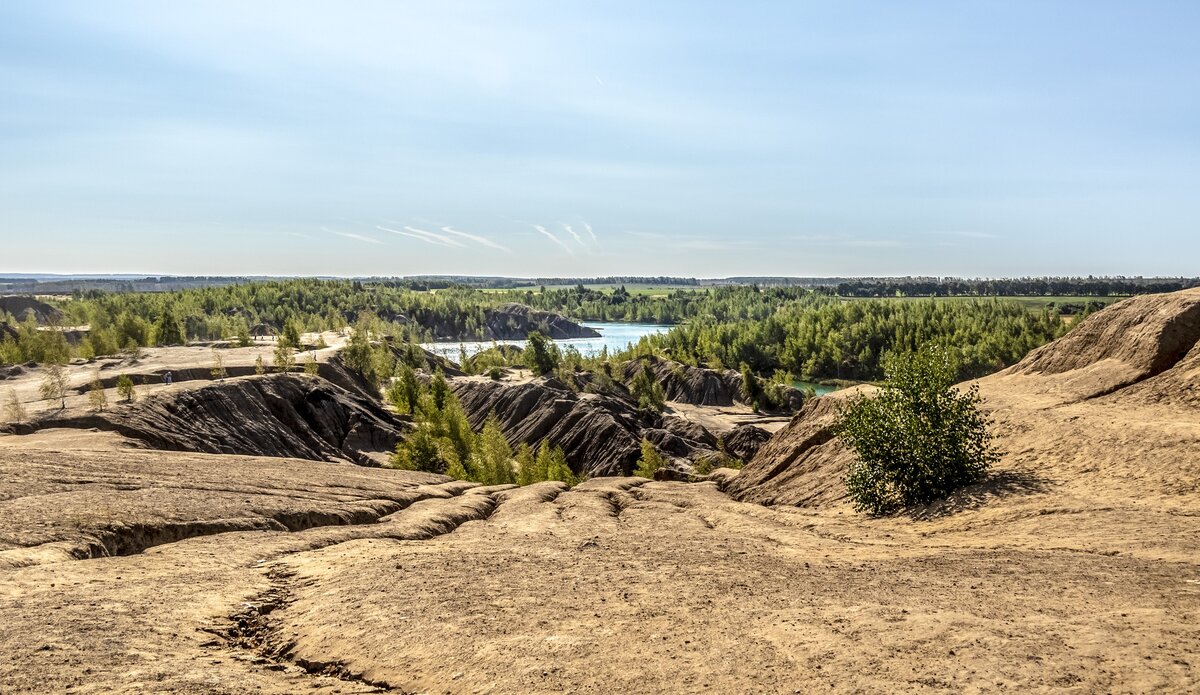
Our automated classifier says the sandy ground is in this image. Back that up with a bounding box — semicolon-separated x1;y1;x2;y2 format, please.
0;424;1196;693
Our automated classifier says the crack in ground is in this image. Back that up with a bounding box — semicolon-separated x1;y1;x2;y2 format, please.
215;491;503;692
2;481;476;568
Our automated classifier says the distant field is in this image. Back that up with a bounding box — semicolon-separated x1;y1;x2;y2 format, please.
839;295;1126;311
480;283;692;297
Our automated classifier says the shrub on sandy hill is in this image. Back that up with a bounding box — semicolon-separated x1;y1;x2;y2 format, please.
836;345;997;515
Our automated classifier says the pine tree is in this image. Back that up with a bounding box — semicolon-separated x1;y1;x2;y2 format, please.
154;304;185;346
254;354;265;375
525;332;558;375
515;442;537;486
273;344;295;373
633;438;666;478
475;415;515;485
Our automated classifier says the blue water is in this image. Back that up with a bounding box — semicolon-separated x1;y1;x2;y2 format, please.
422;321;671;361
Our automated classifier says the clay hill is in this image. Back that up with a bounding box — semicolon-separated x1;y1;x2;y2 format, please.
0;295;62;324
0;290;1197;693
451;356;797;476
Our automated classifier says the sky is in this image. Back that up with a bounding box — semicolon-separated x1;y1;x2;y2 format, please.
1;1;1198;278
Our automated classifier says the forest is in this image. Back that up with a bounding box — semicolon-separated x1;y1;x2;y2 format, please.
2;278;1077;383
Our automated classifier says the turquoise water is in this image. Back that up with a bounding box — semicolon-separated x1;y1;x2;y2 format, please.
422;321;671;361
793;380;840;397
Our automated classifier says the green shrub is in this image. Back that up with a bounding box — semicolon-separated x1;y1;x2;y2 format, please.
633;438;667;478
836;344;998;516
116;374;136;402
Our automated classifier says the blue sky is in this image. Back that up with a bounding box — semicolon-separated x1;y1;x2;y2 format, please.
1;1;1197;277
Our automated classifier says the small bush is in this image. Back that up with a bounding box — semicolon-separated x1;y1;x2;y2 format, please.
836;344;998;516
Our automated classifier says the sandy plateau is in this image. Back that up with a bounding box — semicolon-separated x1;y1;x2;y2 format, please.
2;291;1199;693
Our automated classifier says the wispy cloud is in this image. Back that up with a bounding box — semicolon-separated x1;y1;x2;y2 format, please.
323;227;384;245
532;224;574;255
440;226;511;253
377;225;464;248
562;223;584;246
582;221;598;245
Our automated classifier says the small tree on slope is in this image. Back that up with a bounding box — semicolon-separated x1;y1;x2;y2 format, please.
836;344;998;516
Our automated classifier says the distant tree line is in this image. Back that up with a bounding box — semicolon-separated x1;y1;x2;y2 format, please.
829;276;1200;298
613;295;1069;382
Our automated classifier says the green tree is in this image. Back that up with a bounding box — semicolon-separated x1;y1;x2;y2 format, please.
515;442;538;486
631;363;665;412
633;438;667;478
390;426;445;473
40;363;69;410
87;377;107;411
741;363;765;412
391;363;420;413
303;353;320;377
281;320;302;349
154;304;185;346
836;344;999;516
533;440;554;482
235;321;252;347
473;415;515;485
525;331;558;375
116;374;136;402
273;344;295;373
544;445;579;485
254;354;265;375
430;370;450;411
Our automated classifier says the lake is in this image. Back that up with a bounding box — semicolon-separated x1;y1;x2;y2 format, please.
422;321;671;360
793;380;840;397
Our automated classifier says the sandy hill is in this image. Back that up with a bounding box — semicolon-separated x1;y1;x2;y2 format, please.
727;287;1200;509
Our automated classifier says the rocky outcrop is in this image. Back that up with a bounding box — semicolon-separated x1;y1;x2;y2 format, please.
450;377;723;476
721;424;772;462
620;355;805;411
483;304;599;340
621;356;743;406
17;374;410;466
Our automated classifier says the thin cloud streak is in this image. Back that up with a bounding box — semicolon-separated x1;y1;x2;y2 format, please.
377;225;463;248
324;227;384;245
440;226;511;253
582;222;598;245
562;224;585;246
533;224;574;255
